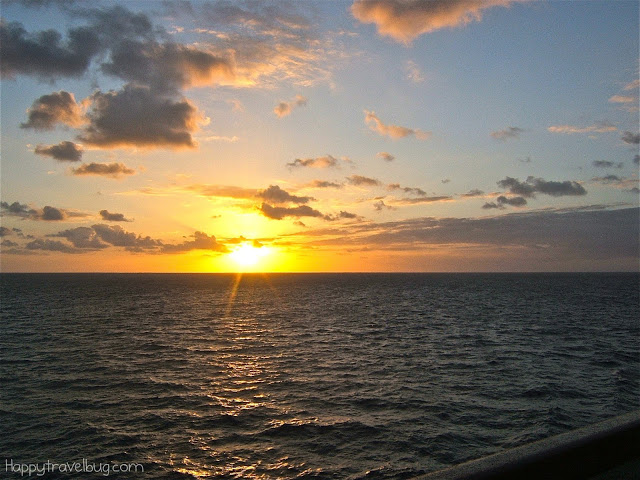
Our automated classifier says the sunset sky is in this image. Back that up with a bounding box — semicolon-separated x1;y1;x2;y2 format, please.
1;0;638;272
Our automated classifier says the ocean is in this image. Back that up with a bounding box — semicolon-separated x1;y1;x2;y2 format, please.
1;273;639;479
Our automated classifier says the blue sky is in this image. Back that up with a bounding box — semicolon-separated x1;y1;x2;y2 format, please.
1;0;638;272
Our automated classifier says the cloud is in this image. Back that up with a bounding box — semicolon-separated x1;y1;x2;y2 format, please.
51;226;108;249
373;200;395;211
257;185;314;204
0;226;12;237
609;95;637;104
364;110;430;140
592;175;622;183
20;91;85;130
592;160;623;169
287;155;340;169
306;180;343;189
1;200;88;221
0;20;99;79
91;223;160;250
259;203;325;220
34;141;83;162
491;126;523;141
461;189;485;197
184;184;258;200
387;183;427;196
335;211;360;220
497;176;587;198
274;95;307;118
377;152;395;162
590;176;639;194
634;155;640;165
41;206;65;220
25;238;82;253
347;174;382;186
621;131;640;145
484;195;530;210
161;231;228;253
99;210;131;222
1;201;36;218
547;122;617;134
100;39;234;92
351;0;527;44
1;239;19;248
405;60;424;83
71;162;136;179
624;79;640;91
392;195;452;205
79;86;203;149
15;222;233;255
300;206;638;266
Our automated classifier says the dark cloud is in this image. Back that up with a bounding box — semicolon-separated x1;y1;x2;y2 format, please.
335;211;359;220
101;39;234;92
20;91;84;130
498;176;586;198
325;210;362;221
0;226;12;236
71;162;136;179
99;210;132;222
25;238;81;253
482;202;500;210
0;20;99;79
41;206;65;221
0;201;84;221
441;179;451;184
1;239;19;248
15;223;230;255
79;86;201;149
461;189;485;197
347;175;382;187
307;180;343;189
497;195;527;207
351;0;526;43
91;224;160;250
34;141;83;162
259;203;325;220
483;195;528;210
287;155;340;169
387;183;427;196
161;231;228;253
51;226;108;249
491;126;524;141
373;200;395;211
257;185;314;204
1;201;36;218
377;152;395;162
621;131;640;145
593;160;623;169
303;207;639;266
592;175;622;183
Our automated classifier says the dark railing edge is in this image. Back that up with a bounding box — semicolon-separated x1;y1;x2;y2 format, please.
414;409;640;480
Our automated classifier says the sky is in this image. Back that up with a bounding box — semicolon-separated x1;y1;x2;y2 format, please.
0;0;638;272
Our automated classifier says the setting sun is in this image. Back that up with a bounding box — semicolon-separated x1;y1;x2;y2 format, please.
229;243;269;268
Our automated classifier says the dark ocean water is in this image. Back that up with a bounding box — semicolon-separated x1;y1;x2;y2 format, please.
1;273;639;479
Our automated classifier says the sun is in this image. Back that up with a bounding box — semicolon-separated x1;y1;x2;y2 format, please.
229;243;268;268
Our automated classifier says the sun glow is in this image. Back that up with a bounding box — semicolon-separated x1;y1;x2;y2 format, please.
229;243;269;268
